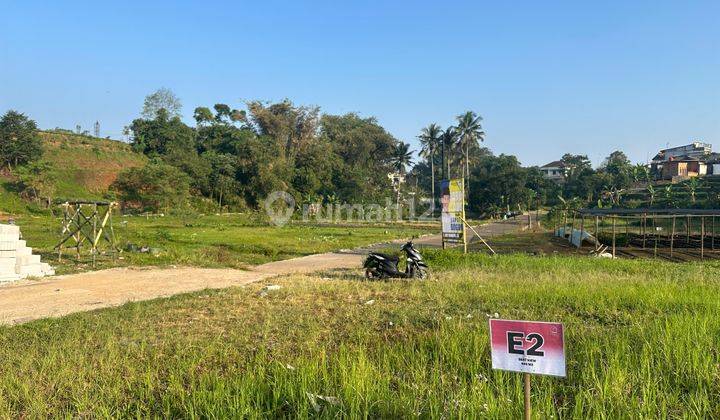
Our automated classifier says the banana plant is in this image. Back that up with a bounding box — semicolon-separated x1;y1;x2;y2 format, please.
663;185;674;207
685;177;699;203
646;184;656;206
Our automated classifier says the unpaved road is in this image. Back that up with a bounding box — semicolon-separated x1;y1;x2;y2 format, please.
0;252;365;325
0;217;534;325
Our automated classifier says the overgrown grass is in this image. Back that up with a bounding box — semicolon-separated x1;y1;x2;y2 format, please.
0;132;146;214
0;252;717;417
13;213;433;274
37;131;146;199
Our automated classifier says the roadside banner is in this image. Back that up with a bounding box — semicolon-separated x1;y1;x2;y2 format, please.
489;319;565;377
440;178;465;246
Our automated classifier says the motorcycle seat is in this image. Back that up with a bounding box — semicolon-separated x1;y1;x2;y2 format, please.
370;252;399;262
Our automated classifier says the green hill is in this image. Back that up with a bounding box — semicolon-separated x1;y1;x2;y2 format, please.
1;131;146;215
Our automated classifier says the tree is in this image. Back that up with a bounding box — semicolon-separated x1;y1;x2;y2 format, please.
292;138;337;197
213;104;232;122
0;110;42;171
320;113;397;202
455;111;485;196
15;161;55;207
247;100;320;159
193;107;214;126
418;123;442;206
112;161;191;213
129;109;196;156
194;105;246;127
560;153;592;178
560;153;596;201
130;109;211;194
468;154;526;215
234;135;294;206
230;109;247;123
525;166;561;207
440;126;459;179
391;142;414;174
203;151;239;207
601;150;632;190
141;88;182;119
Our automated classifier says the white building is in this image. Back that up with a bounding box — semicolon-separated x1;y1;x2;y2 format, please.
540;160;567;182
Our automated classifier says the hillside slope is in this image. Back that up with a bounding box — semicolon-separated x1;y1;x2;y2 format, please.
38;131;147;197
1;131;146;214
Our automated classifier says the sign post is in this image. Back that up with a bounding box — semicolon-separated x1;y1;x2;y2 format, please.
489;319;565;419
440;179;466;251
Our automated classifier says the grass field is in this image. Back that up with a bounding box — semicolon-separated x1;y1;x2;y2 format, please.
0;251;717;417
13;213;434;274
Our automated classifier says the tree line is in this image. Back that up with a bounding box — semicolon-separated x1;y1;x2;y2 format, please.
116;90;502;214
3;88;717;216
113;90;411;213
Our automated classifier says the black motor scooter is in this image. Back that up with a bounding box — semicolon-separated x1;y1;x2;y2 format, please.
363;241;428;279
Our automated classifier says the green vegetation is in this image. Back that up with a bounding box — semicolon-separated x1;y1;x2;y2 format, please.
111;161;191;213
14;213;432;274
0;110;42;170
622;176;720;209
0;126;146;213
3;98;717;222
37;131;146;200
113;96;406;213
0;252;716;417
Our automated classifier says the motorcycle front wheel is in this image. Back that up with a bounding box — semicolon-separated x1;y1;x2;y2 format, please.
413;266;427;279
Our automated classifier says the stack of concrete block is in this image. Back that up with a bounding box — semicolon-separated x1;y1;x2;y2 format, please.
0;224;54;282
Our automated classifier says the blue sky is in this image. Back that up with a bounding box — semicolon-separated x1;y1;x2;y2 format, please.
1;1;718;166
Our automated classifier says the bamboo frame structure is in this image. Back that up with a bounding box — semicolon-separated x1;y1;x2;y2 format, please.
55;201;119;267
559;208;720;261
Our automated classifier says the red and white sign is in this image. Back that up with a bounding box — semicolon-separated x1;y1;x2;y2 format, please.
489;319;565;377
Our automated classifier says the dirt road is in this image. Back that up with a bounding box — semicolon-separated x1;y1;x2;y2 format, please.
0;217;535;325
0;252;365;325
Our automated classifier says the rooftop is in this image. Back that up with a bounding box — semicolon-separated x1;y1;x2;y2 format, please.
540;160;565;168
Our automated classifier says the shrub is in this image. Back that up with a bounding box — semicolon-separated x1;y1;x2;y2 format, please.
111;161;191;213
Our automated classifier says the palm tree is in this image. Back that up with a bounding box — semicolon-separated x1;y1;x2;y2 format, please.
418;123;442;207
391;141;414;174
390;141;414;215
440;126;459;179
455;111;485;181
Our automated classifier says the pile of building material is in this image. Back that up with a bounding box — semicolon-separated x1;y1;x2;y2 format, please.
555;227;601;248
0;224;54;282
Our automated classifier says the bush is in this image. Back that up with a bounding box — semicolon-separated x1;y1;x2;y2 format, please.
112;161;191;213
